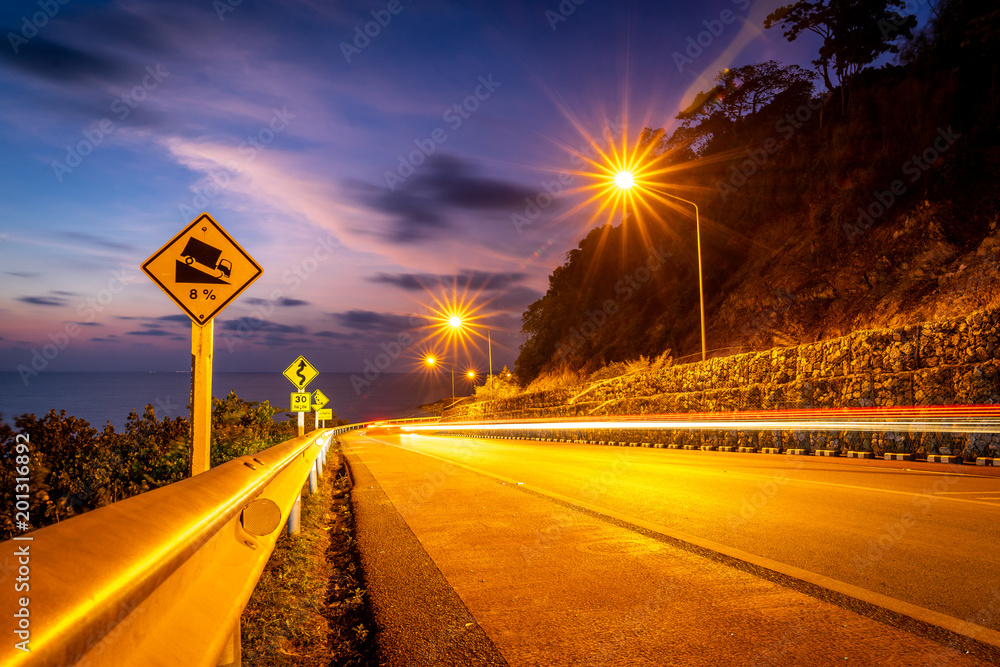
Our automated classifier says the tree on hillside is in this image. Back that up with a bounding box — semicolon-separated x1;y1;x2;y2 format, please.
679;61;815;124
673;61;815;153
764;0;917;103
517;237;597;382
903;0;999;75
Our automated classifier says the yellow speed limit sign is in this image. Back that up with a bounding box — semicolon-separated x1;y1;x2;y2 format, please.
290;392;311;412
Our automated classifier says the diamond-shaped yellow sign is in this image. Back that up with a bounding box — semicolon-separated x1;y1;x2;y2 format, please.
283;355;318;390
312;389;329;410
141;213;263;324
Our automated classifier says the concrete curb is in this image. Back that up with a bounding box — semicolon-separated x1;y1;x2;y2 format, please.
927;454;962;464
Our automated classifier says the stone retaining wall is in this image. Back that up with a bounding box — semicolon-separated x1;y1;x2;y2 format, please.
445;309;1000;458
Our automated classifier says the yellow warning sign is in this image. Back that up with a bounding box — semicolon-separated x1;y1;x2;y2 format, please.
311;389;329;410
141;213;263;324
283;355;318;390
316;408;333;421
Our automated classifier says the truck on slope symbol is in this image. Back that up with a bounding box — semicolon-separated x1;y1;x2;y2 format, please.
180;238;232;278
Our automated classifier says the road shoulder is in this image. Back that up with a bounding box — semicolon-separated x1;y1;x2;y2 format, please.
345;444;510;667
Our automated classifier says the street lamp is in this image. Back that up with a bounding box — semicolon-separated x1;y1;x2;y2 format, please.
615;170;707;362
424;355;455;402
421;287;496;382
614;171;635;189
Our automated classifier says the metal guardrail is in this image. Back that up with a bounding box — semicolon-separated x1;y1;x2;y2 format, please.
0;426;356;667
366;416;439;426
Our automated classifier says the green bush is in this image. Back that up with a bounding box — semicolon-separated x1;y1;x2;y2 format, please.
211;391;297;467
0;392;313;541
472;366;521;402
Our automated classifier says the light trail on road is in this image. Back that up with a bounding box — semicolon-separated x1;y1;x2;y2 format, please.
394;404;1000;435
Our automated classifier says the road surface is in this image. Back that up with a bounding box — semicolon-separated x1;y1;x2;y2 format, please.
344;430;1000;666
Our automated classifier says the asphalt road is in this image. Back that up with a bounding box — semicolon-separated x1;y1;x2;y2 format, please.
344;431;1000;666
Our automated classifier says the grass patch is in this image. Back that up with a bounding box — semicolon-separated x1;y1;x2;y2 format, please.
242;445;375;666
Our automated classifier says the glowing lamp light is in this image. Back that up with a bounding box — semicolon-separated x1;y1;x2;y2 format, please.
614;171;635;190
448;315;463;329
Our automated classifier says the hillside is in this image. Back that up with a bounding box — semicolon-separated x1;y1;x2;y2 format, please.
515;0;1000;382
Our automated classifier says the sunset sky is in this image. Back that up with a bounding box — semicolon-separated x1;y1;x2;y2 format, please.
0;0;834;376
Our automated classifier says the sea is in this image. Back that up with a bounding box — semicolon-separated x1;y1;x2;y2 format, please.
0;371;454;430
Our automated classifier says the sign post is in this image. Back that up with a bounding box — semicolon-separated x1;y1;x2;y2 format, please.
142;213;263;475
290;390;311;434
191;321;214;474
283;355;318;437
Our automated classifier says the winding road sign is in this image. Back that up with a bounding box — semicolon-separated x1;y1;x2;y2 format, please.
141;213;263;324
283;355;318;390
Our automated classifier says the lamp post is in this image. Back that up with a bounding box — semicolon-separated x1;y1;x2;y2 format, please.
448;315;463;399
615;172;707;363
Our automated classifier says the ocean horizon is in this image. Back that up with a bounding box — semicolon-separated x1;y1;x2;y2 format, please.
0;371;456;431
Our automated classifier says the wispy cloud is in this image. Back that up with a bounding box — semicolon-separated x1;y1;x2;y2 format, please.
18;295;67;307
369;269;528;292
349;154;539;244
246;297;310;307
330;309;419;333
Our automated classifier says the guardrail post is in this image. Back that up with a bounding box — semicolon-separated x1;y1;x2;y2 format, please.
217;622;241;667
316;453;324;479
308;464;318;494
287;494;301;535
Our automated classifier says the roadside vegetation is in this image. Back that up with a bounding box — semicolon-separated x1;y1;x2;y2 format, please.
0;394;375;665
242;448;376;667
0;391;298;540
